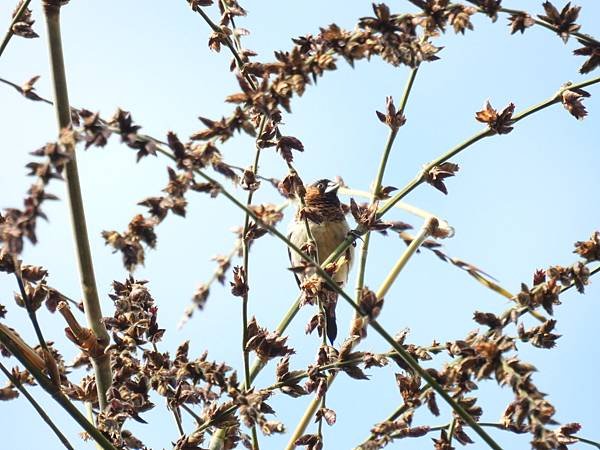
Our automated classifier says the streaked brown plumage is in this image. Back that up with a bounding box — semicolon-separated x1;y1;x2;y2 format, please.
288;179;353;343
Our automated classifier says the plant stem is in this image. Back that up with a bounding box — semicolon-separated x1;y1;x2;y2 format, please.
0;325;118;450
447;417;457;444
284;371;335;450
376;218;437;300
171;407;185;436
238;115;268;450
365;319;502;449
0;361;75;450
42;0;111;410
193;7;265;447
0;0;32;59
354;66;419;300
179;240;242;328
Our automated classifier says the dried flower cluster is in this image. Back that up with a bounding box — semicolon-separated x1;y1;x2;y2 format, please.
11;1;38;39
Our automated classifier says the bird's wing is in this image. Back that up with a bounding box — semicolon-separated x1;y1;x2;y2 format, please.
288;231;302;288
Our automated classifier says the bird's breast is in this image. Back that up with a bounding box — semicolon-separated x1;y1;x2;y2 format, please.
288;218;353;285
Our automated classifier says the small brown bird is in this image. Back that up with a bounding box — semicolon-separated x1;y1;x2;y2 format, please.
288;179;353;343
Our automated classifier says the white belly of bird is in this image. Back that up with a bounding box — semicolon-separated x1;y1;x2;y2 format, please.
288;219;353;286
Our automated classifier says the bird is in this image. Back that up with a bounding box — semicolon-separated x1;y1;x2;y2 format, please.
288;179;353;344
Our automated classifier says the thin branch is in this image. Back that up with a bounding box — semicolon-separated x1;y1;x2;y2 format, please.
447;417;458;445
376;218;437;300
170;407;185;437
0;361;75;450
179;240;241;328
42;0;112;409
0;0;32;59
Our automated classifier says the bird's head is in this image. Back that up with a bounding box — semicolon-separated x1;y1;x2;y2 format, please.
304;179;341;207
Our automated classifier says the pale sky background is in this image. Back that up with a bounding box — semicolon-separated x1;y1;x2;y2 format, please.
1;1;599;449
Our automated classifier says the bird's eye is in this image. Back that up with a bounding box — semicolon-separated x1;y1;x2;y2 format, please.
318;182;325;191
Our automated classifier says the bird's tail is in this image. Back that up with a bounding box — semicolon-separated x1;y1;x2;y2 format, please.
325;302;337;344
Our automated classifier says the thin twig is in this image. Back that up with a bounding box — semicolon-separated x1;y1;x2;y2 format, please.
171;407;185;436
179;240;241;328
338;187;452;230
447;417;458;445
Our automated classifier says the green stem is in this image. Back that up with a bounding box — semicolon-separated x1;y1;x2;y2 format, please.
43;0;111;410
238;115;268;450
0;326;118;450
170;404;185;436
180;402;203;423
447;417;457;445
375;218;436;300
0;361;75;450
285;373;336;450
354;67;419;300
0;0;32;58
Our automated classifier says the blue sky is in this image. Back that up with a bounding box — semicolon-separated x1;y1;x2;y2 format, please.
1;1;599;449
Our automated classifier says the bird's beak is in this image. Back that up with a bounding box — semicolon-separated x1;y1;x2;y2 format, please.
324;181;340;194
